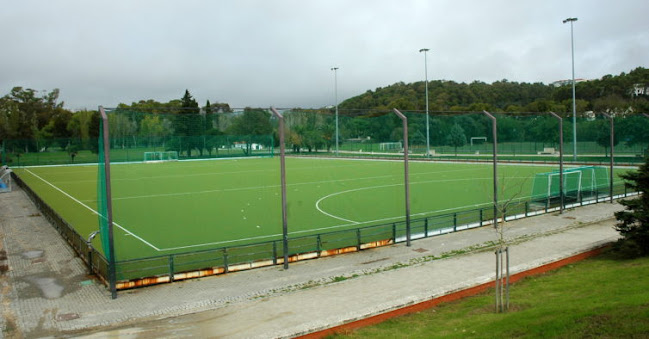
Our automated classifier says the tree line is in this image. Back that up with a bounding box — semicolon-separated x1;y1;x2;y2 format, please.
340;66;649;114
1;67;648;159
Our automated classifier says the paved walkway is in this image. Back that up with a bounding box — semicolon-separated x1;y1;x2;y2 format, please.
0;184;624;338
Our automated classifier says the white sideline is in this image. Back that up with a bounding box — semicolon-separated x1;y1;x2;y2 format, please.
23;169;161;251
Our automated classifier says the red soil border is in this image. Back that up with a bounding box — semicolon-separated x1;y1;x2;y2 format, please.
298;245;608;339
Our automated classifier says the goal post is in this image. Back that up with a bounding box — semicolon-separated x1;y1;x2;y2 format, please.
531;170;582;203
143;151;179;163
531;166;610;204
470;137;487;146
379;142;402;151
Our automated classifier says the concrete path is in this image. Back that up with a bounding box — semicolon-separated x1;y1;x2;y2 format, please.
0;184;624;338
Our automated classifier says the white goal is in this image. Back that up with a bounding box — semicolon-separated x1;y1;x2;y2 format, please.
143;151;179;163
379;142;402;151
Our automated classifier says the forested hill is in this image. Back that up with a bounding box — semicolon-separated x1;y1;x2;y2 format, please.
339;67;649;114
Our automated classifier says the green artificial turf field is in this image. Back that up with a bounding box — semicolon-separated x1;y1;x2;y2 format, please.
12;157;621;264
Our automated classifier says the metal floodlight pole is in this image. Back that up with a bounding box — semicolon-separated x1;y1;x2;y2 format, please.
549;112;564;213
331;67;340;156
419;48;430;157
563;17;578;161
270;107;290;269
483;111;498;228
393;108;411;246
602;113;614;203
99;106;117;299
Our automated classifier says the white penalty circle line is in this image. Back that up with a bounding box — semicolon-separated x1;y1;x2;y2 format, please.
314;175;535;226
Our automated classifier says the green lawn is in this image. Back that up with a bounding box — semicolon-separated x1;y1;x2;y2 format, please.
331;251;649;338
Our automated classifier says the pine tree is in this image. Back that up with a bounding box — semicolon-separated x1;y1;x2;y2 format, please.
614;156;649;257
174;90;201;157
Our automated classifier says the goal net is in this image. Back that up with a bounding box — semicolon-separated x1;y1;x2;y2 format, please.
379;142;402;151
530;166;609;204
143;151;179;163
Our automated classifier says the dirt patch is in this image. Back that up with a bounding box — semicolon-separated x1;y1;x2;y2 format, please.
360;257;390;265
0;250;7;274
577;314;614;337
467;303;531;315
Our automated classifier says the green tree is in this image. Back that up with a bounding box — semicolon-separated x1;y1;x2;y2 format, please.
88;111;101;154
139;115;169;147
173;90;202;157
614;156;649;257
446;124;467;156
227;108;272;155
594;119;619;157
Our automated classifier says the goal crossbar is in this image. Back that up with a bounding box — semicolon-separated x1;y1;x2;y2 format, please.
143;151;179;163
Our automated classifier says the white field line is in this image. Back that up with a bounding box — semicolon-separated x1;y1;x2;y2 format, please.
54;160;367;186
158;194;533;252
81;173;397;203
23;169;161;251
313;176;494;225
28;160;540;252
82;165;483;203
314;189;361;224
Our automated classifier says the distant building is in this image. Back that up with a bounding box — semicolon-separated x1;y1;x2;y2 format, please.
550;78;589;87
633;83;649;96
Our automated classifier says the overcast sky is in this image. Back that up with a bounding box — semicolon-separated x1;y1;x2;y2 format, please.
2;0;648;110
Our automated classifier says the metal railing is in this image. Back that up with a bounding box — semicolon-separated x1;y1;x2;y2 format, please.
112;182;636;288
12;170;638;290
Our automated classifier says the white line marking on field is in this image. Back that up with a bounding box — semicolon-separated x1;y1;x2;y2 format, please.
314;189;362;224
85;173;397;202
313;175;535;225
23;169;161;251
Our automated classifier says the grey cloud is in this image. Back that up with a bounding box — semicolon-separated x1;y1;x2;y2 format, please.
1;0;648;110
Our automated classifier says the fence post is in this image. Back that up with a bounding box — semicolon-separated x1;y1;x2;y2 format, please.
479;209;483;227
482;111;498;230
272;241;277;265
392;109;411;246
169;255;175;282
525;201;529;217
392;223;396;243
270;107;290;269
356;229;362;251
424;218;429;237
549;112;564;213
601;113;615;203
453;213;457;232
99;106;117;300
317;235;322;257
223;248;229;273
